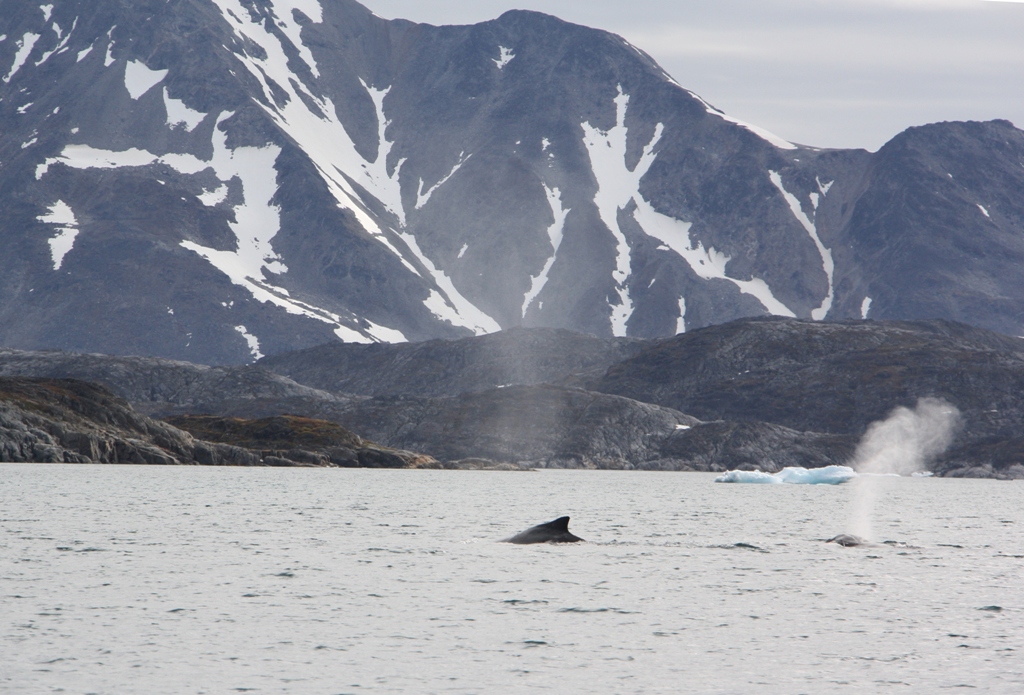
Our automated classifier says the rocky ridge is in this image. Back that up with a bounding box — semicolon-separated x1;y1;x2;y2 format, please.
0;376;429;467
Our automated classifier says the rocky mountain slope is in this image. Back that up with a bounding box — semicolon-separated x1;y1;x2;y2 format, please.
0;347;358;417
257;326;644;397
592;317;1024;438
590;318;1024;476
1;0;1022;365
4;319;1023;476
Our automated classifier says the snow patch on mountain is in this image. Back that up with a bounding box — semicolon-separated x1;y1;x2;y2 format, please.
633;195;795;317
688;92;796;150
40;5;53;22
583;87;794;327
582;86;658;335
493;46;515;70
522;185;570;318
416;153;470;210
37;144;156;178
397;230;500;334
978;204;990;218
234;325;263;361
124;60;168;100
361;82;407;225
36;200;79;270
163;87;206;131
268;0;323;78
676;297;687;334
103;27;116;67
34;111;402;343
861;297;872;319
35;18;75;67
198;184;228;206
76;45;92;62
3;33;41;83
769;171;833;320
209;0;496;336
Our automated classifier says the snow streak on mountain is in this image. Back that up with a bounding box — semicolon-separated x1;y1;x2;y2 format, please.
2;0;1023;363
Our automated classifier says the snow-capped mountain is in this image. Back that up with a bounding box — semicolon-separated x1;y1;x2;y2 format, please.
2;0;1023;364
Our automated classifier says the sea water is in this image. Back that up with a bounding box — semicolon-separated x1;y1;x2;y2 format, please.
1;465;1022;694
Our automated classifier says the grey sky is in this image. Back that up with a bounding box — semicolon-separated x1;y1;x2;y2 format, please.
358;0;1024;151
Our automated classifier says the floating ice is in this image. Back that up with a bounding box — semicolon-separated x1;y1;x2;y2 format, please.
715;465;857;485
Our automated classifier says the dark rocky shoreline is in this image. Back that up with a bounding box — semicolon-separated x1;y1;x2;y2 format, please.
3;319;1024;478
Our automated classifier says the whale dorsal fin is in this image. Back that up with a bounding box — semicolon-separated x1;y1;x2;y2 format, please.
544;516;570;531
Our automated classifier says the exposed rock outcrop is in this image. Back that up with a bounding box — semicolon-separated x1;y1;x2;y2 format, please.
165;414;435;468
0;377;261;465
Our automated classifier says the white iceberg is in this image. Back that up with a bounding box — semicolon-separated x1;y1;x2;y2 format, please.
714;465;857;485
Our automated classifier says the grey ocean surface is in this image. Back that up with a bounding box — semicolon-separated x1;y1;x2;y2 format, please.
2;465;1022;694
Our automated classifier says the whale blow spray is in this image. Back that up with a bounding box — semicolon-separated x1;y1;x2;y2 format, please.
847;398;960;541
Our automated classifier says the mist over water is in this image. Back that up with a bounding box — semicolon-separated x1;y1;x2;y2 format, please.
848;398;961;540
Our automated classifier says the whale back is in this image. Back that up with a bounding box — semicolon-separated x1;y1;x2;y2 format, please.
504;516;584;544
